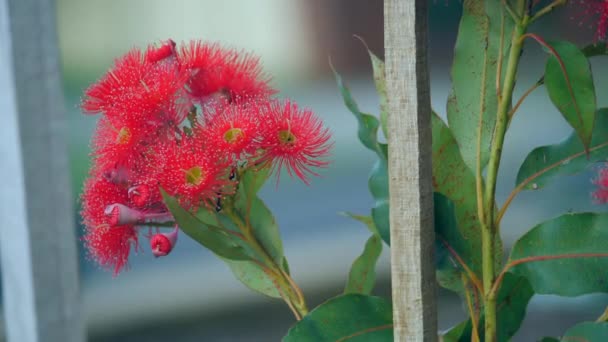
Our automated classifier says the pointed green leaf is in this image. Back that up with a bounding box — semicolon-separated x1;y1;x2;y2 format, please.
283;294;393;342
432;114;501;291
544;40;597;150
441;273;533;342
516;108;608;190
332;66;381;153
447;0;514;171
509;212;608;296
367;51;388;139
369;157;390;245
538;338;559;342
160;188;252;261
344;234;382;295
234;168;284;264
582;42;608;57
562;322;608;341
224;259;281;298
340;212;378;236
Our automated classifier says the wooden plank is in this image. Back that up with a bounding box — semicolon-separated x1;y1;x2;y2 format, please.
0;0;85;341
384;0;437;341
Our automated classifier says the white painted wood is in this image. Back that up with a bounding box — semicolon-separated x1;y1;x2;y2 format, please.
385;0;437;340
0;0;85;341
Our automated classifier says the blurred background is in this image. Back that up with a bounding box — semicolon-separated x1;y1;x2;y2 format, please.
3;0;608;340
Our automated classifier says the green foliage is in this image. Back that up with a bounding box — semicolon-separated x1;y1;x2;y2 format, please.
544;41;597;150
432;115;501;292
283;294;393;341
447;0;513;171
367;49;389;139
224;259;281;298
332;62;390;245
442;273;534;342
561;322;608;341
344;234;382;295
509;212;608;296
234;167;284;264
160;188;253;261
516;108;608;190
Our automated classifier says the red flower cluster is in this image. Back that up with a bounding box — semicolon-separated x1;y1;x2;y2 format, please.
572;0;608;41
80;39;332;275
593;165;608;203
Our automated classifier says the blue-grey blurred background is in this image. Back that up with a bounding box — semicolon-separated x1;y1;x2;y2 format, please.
5;0;608;341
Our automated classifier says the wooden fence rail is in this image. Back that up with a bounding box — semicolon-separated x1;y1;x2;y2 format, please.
386;0;437;341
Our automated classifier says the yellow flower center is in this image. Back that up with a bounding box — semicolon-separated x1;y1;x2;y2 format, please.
278;130;297;146
116;127;131;144
223;127;244;144
184;166;205;186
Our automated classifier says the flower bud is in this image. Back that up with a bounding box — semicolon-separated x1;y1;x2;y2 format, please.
104;203;172;226
128;185;151;207
150;226;179;257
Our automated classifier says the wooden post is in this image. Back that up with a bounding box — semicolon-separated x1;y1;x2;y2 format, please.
385;0;437;341
0;0;85;341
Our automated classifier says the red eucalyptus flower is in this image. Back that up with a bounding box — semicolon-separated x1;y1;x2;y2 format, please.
258;100;332;184
81;177;138;275
155;136;232;208
178;41;276;103
199;99;261;162
80;39;331;275
573;0;608;41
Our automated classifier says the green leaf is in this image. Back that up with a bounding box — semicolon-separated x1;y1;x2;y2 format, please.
344;234;382;295
340;212;378;236
160;188;252;261
234;168;284;264
369;157;390;245
562;322;608;341
509;212;608;296
367;50;388;139
332;65;390;245
441;320;470;342
537;338;559;342
544;40;597;150
441;273;534;342
224;259;281;298
582;42;608;57
447;0;513;171
516;108;608;190
331;65;382;153
283;294;393;342
432;114;500;291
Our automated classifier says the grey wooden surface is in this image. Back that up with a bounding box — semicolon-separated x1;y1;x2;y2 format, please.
385;0;437;340
0;0;85;341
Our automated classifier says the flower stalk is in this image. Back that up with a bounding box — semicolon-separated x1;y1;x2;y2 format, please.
482;4;529;341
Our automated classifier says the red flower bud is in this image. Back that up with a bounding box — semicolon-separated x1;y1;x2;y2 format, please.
150;226;179;257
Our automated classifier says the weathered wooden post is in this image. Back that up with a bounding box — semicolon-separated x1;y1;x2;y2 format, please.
0;0;85;341
385;0;437;340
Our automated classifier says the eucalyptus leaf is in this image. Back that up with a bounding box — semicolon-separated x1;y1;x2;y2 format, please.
447;0;513;171
367;50;389;139
332;66;390;245
344;234;382;295
432;114;501;291
562;322;608;341
224;259;281;298
516;108;608;191
283;294;393;342
440;273;534;342
160;188;253;261
544;40;597;150
369;158;390;244
509;212;608;296
234;168;284;264
582;42;608;57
